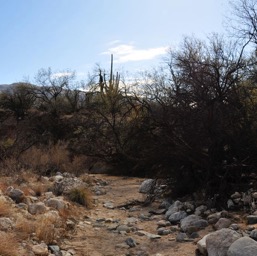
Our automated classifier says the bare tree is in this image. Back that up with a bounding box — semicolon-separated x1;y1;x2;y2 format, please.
0;82;36;120
137;34;253;198
229;0;257;45
34;68;75;115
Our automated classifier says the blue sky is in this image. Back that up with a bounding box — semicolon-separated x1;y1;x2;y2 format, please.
0;0;229;84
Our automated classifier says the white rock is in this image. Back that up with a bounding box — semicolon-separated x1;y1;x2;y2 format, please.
197;234;211;255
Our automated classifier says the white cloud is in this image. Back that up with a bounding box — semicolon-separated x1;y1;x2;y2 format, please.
108;39;122;46
102;43;169;63
52;72;74;78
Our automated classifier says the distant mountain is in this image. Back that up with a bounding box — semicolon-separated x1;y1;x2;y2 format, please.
0;84;10;91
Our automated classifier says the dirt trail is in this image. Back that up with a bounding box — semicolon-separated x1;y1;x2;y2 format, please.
61;175;201;256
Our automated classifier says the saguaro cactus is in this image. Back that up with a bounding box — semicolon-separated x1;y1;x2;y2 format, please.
98;54;120;96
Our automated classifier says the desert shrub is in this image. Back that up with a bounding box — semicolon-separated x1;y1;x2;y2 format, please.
0;157;22;175
63;155;89;176
0;199;12;217
0;232;19;256
67;187;92;208
35;214;63;244
30;183;45;197
19;142;90;176
15;218;35;240
20;141;70;175
16;213;63;244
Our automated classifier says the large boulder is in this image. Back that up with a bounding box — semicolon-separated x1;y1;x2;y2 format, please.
53;177;87;196
206;228;241;256
180;214;208;233
139;179;155;194
227;237;257;256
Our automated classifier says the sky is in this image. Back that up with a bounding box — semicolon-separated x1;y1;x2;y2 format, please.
0;0;230;84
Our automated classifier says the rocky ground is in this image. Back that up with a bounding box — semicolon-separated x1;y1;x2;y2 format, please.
1;172;257;255
65;175;200;256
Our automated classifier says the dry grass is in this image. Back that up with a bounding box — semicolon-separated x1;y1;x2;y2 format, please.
0;141;90;177
67;187;93;208
20;142;69;174
19;141;88;175
0;182;8;193
16;213;63;244
63;155;88;176
29;183;47;197
80;174;96;186
0;199;12;217
35;213;64;244
0;157;22;176
16;216;59;244
15;217;35;240
0;232;19;256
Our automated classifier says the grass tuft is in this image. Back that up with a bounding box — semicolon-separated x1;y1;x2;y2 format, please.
67;187;92;208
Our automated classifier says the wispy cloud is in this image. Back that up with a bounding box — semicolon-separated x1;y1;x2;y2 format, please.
52;72;74;78
108;39;122;46
102;42;169;63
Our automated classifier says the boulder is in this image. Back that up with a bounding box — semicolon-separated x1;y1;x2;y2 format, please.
250;229;257;240
195;205;207;216
183;202;195;213
125;237;137;248
207;212;221;224
168;211;187;224
5;187;24;203
32;243;48;256
157;220;171;228
227;199;235;209
247;215;257;224
157;227;171;235
197;234;211;255
53;177;86;196
165;200;183;219
28;202;47;215
117;225;130;233
206;228;241;256
45;198;67;211
159;199;172;209
139;179;155;194
252;192;257;199
227;237;257;256
214;218;232;230
231;192;241;199
180;214;208;233
0;217;13;231
176;232;188;242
